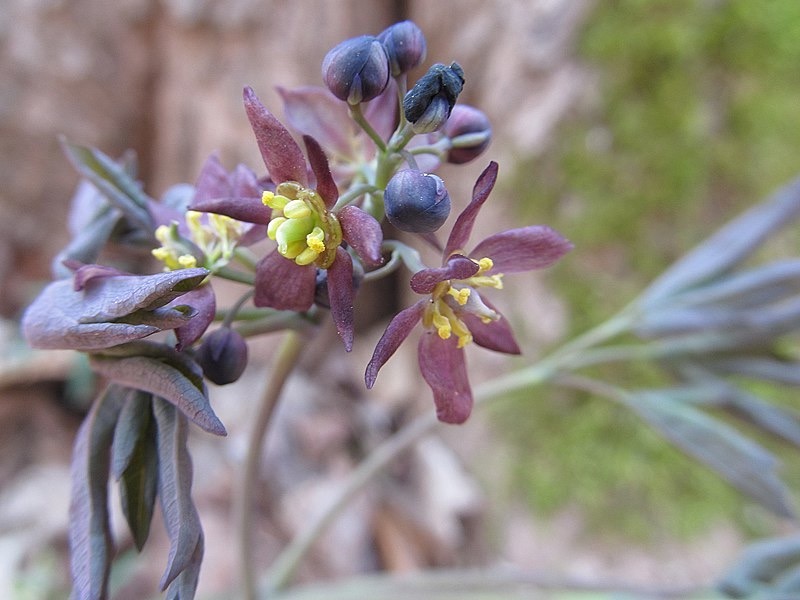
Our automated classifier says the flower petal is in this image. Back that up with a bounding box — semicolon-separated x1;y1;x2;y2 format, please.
243;86;307;185
326;247;355;351
471;225;573;273
443;161;498;258
193;154;231;202
278;85;357;159
303;135;339;209
418;331;473;424
172;283;216;351
254;250;315;311
410;254;479;294
462;299;521;355
188;196;271;225
365;300;426;388
339;205;384;267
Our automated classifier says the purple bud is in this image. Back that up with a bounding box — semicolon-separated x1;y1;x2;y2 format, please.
443;105;492;164
384;169;451;233
377;20;427;77
403;62;464;133
196;328;248;385
322;35;390;104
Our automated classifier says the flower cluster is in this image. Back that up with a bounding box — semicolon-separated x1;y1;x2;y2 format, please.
20;19;571;600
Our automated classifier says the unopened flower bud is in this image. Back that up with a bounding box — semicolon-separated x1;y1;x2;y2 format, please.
403;62;464;133
378;20;427;77
384;169;451;233
443;105;492;164
196;327;248;385
322;35;390;104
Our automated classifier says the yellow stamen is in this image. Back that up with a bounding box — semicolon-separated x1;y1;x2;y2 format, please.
447;286;471;306
178;254;198;268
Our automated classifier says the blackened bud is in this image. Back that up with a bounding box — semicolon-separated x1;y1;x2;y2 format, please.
196;327;248;385
403;62;464;133
443;105;492;164
384;169;451;233
378;20;427;77
322;35;390;104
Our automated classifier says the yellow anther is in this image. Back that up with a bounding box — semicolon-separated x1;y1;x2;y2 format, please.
432;312;452;340
154;224;172;244
262;190;289;210
447;286;471;306
178;254;198;268
306;227;326;253
469;273;504;290
476;257;493;273
151;247;170;262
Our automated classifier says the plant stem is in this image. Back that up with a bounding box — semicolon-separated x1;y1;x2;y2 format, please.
237;330;306;600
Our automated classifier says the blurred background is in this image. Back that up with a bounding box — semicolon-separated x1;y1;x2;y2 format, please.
3;0;800;598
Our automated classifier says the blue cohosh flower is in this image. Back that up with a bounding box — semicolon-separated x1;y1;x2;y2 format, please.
322;35;390;105
403;62;465;133
384;169;451;233
366;162;572;423
378;20;427;77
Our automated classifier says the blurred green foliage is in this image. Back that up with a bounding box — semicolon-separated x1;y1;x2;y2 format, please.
498;0;800;540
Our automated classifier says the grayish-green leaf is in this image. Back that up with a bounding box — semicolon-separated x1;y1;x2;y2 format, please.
90;353;226;436
718;535;800;597
153;399;204;592
60;138;154;233
112;391;158;551
165;533;204;600
52;204;122;279
21;268;208;351
627;392;795;518
69;385;127;600
642;177;800;305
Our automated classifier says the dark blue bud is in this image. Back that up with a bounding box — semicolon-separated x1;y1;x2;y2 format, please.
377;20;427;77
196;327;248;385
403;62;464;133
384;169;451;233
322;35;390;104
443;105;492;164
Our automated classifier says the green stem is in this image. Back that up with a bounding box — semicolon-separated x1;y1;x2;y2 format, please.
260;305;639;595
216;265;256;286
237;330;306;600
349;104;387;152
333;183;381;211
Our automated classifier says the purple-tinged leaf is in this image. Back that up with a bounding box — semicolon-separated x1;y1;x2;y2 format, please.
89;354;226;436
60;138;154;233
462;300;521;355
443;161;498;258
52;204;121;279
152;399;204;591
719;535;800;597
410;255;479;294
254;250;316;311
303;135;339;209
628;391;795;518
173;284;216;351
22;269;208;351
165;533;204;600
706;356;800;387
100;340;206;391
643;176;800;305
278;85;356;159
470;226;573;274
69;385;126;600
365;300;425;388
339;205;384;267
243;86;307;186
71;263;131;290
112;392;158;551
418;332;474;424
327;247;355;351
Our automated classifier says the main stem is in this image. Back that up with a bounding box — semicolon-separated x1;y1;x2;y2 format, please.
237;330;305;600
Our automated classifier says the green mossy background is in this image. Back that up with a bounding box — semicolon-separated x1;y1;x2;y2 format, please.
497;0;800;541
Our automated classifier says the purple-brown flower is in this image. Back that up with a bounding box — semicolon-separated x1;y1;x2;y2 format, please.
237;87;384;350
365;162;572;423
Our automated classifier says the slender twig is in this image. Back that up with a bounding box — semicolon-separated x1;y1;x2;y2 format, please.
349;104;387;152
237;330;307;600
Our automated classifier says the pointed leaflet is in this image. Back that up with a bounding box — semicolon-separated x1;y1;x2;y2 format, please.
111;391;158;551
165;532;204;600
152;399;204;592
365;301;425;388
243;86;307;186
628;391;795;518
643;176;800;306
470;226;573;274
443;161;498;258
418;332;474;424
69;385;127;600
60;138;154;234
89;350;226;436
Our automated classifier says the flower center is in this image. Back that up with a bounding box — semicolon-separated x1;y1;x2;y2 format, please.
263;182;342;268
152;210;245;272
422;257;504;348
